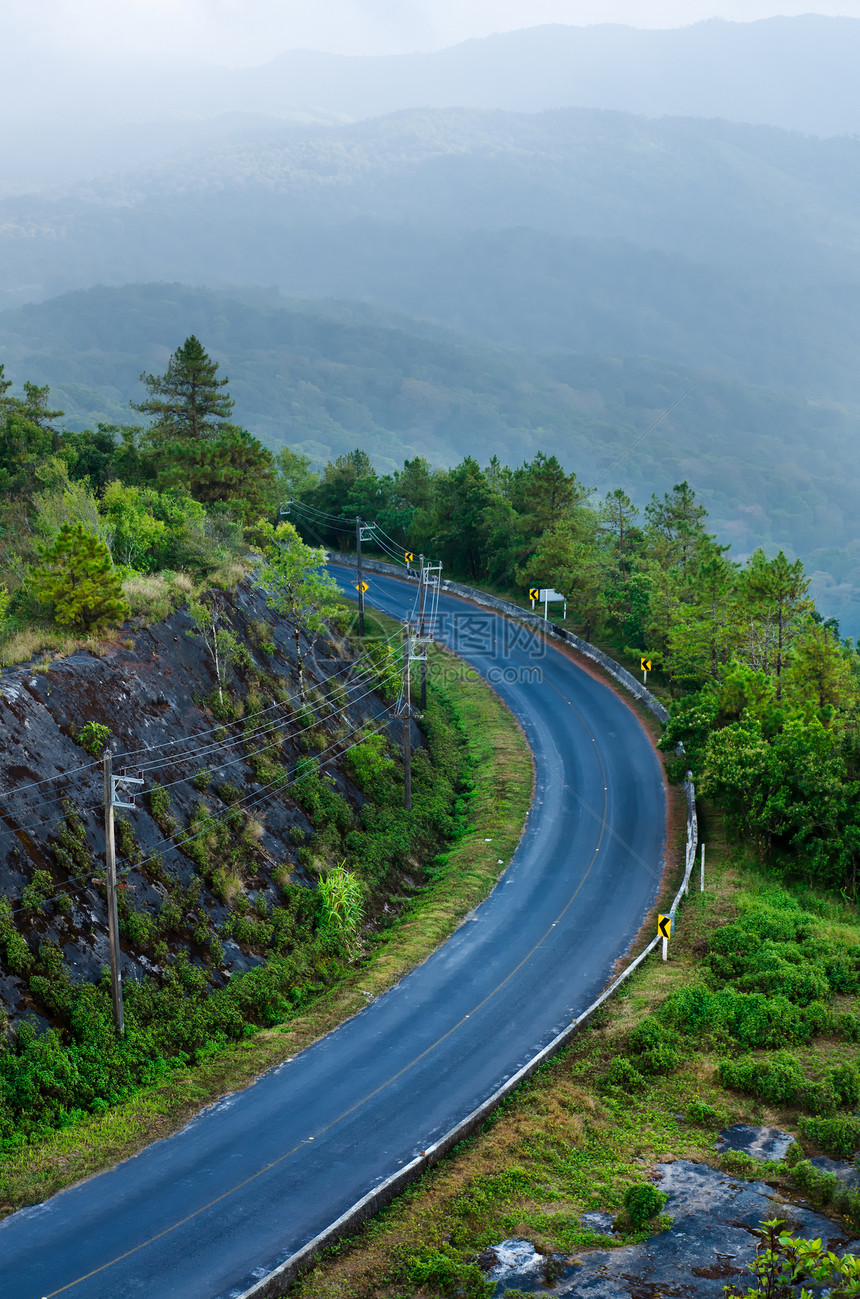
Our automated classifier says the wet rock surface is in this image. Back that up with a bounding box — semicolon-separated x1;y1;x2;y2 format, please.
716;1124;796;1162
487;1160;857;1297
0;583;414;1028
810;1156;860;1188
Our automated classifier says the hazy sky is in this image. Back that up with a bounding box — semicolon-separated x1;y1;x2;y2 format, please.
9;0;860;65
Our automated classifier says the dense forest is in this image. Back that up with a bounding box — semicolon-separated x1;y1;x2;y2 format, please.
3;283;859;637
2;337;860;903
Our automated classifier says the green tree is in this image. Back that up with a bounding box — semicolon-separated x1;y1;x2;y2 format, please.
738;550;812;699
133;336;233;442
274;446;318;503
189;424;278;521
509;451;583;534
645;481;709;577
667;550;739;683
34;522;130;631
255;520;342;699
0;367;65;500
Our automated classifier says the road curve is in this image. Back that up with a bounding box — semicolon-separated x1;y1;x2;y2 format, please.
0;571;666;1299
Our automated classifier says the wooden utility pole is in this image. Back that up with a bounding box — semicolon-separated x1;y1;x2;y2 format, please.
103;752;125;1037
401;622;412;811
356;516;365;636
418;553;427;711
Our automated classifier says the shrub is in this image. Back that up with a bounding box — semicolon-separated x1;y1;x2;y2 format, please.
76;721;112;757
21;870;54;914
798;1115;860;1159
617;1183;668;1231
317;868;364;949
605;1056;646;1092
718;1051;805;1106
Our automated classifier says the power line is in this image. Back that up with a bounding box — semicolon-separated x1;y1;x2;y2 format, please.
3;710;393;920
0;650;397;846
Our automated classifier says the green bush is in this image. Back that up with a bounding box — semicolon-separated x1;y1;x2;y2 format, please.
718;1051;805;1105
798;1115;860;1159
617;1182;668;1231
605;1056;646;1091
76;721;112;757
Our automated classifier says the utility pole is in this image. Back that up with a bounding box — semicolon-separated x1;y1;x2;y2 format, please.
356;515;365;636
418;553;428;711
103;755;143;1036
400;622;412;811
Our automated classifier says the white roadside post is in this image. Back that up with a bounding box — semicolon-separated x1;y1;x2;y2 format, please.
700;842;706;893
658;913;671;961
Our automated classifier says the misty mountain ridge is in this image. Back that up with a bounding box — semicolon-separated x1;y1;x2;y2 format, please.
3;106;860;412
2;281;859;634
4;16;860;196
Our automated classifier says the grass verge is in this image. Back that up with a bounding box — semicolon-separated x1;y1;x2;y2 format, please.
286;811;860;1299
0;638;533;1217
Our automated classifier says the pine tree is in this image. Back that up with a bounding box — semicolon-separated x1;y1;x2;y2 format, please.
133;336;233;442
34;522;129;631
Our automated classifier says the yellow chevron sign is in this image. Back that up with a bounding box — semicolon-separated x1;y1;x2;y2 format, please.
404;551;414;563
657;914;671;940
529;588;540;601
641;658;652;672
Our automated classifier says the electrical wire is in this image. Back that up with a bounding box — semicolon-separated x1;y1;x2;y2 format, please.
0;641;396;826
3;708;394;919
112;626;401;766
0;650;398;848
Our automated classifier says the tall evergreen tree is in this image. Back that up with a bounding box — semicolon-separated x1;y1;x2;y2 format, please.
133;336;233;443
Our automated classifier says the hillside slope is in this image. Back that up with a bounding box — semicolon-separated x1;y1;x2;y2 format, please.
0;580;426;1037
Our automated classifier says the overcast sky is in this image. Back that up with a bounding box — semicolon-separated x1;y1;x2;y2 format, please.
8;0;860;65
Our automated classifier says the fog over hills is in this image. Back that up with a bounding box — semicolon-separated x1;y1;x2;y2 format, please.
4;16;860;194
3;20;860;628
2;107;860;404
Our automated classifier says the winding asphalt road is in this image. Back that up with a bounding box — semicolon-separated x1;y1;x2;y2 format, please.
0;571;666;1299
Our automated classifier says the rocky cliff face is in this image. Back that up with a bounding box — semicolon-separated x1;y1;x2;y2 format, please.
0;582;410;1030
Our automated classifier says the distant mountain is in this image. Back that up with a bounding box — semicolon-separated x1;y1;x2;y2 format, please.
2;282;859;633
2;107;860;410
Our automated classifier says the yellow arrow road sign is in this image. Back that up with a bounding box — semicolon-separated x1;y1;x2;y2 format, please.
641;658;652;672
529;588;540;601
404;551;414;563
657;914;671;940
355;581;369;593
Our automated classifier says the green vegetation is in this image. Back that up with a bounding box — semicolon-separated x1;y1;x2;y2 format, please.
75;721;111;757
2;281;860;634
297;450;860;898
726;1220;860;1297
0;342;281;662
34;522;129;630
0;637;532;1216
286;835;860;1299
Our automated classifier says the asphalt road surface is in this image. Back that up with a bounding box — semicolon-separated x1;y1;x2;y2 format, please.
0;570;666;1299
